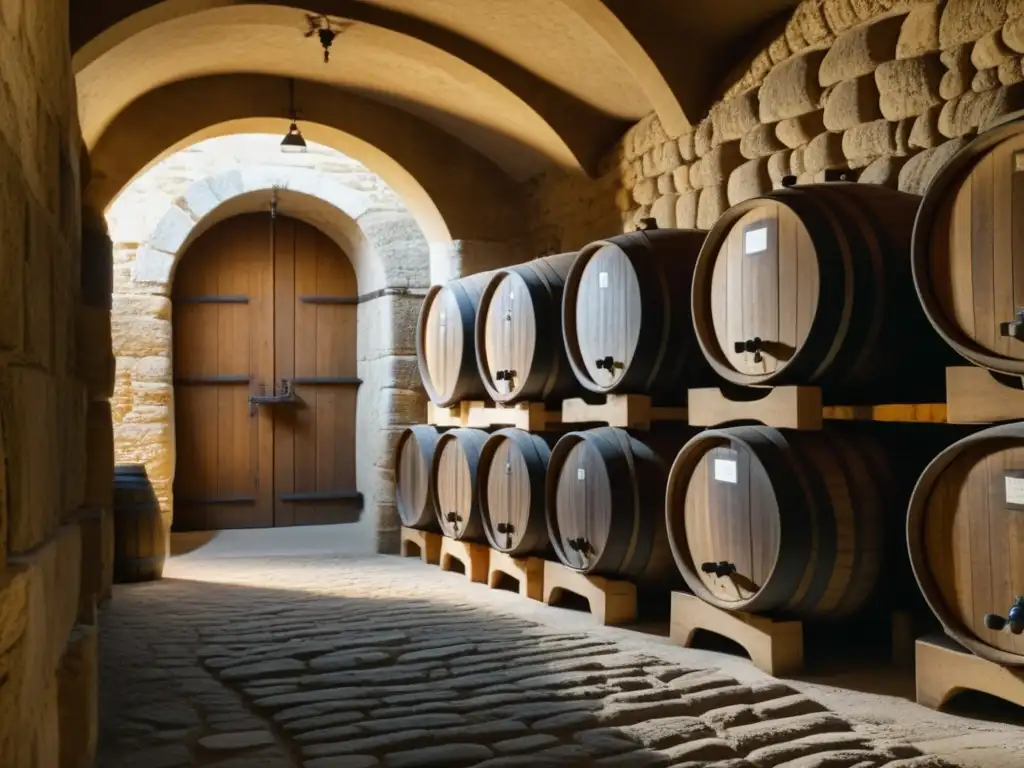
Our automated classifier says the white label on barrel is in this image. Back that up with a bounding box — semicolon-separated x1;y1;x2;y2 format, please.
599;271;609;288
577;468;586;481
714;459;738;484
509;290;514;301
745;226;768;255
1006;474;1024;505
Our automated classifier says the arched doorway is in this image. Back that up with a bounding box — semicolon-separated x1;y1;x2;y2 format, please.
172;212;360;530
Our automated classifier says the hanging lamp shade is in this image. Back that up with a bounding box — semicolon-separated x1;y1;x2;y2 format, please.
281;120;307;153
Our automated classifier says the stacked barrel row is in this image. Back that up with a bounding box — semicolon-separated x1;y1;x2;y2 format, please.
399;114;1024;678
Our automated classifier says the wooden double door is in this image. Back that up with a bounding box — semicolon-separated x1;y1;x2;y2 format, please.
173;213;360;530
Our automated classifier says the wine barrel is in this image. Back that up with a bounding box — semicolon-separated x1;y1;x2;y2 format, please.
907;423;1024;666
475;253;581;404
666;426;898;619
112;465;166;583
395;425;448;531
477;428;555;556
911;113;1024;376
545;427;689;583
430;427;490;542
416;270;497;407
692;183;954;400
561;229;714;401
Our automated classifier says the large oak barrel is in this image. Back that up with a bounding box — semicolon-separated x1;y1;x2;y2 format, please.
666;426;902;619
692;183;954;402
911;113;1024;376
395;425;448;531
907;423;1024;665
112;465;166;583
545;427;690;584
430;427;490;542
475;253;581;404
416;270;497;406
477;428;555;556
561;229;714;401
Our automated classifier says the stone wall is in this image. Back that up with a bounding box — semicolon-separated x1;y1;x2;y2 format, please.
0;0;104;765
524;0;1024;244
106;136;432;552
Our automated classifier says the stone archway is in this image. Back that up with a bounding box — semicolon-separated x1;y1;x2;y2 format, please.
113;157;432;552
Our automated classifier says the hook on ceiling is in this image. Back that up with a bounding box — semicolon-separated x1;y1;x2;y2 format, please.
304;14;352;64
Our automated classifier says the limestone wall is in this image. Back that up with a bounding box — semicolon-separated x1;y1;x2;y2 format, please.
106;136;433;552
0;0;103;764
586;0;1024;237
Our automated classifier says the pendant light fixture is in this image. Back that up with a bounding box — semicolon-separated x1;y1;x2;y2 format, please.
281;78;307;153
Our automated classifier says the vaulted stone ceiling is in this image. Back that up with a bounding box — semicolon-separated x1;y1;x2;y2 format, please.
74;0;798;234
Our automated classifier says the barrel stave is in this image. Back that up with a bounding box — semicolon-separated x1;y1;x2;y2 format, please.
396;425;447;531
431;427;490;542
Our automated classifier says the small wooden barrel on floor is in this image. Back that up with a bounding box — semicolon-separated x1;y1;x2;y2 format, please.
416;270;497;407
908;423;1024;666
430;427;491;542
666;426;899;619
113;464;166;583
475;253;581;404
477;428;555;556
395;425;448;531
561;229;714;401
691;182;954;400
911;113;1024;377
545;426;688;584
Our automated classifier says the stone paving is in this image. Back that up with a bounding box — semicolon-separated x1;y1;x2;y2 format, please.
98;530;1024;768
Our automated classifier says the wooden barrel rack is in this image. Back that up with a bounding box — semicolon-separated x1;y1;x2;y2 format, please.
474;253;582;405
911;112;1024;379
692;182;956;403
476;428;554;557
561;228;714;403
395;425;447;532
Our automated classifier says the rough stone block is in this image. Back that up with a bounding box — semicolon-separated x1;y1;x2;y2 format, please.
897;2;941;58
695;119;714;158
58;624;98;768
676;191;699;230
737;124;780;161
820;14;905;86
627;114;667;159
973;29;1015;68
776;111;828;148
1006;16;1024;53
655;140;682;174
973;67;1002;91
678;132;697;162
696;185;729;231
898;137;971;193
939;83;1024;136
76;307;115;401
701;142;746;187
939;0;1008;49
770;34;792;64
823;74;883;130
672;164;692;193
790;2;833;50
84;402;114;512
656;173;674;196
727;159;772;205
641;150;658;179
804;131;848;173
711;88;761;144
999;56;1024;84
940;44;976;100
0;141;26;354
80;217;113;310
843;119;899;161
689;160;704;190
824;0;860;35
859;155;912;187
876;54;944;119
791;146;808;175
131;246;174;286
768;150;794;186
1;367;59;554
651;195;679;229
632;178;657;206
631;205;652;228
760;49;829;122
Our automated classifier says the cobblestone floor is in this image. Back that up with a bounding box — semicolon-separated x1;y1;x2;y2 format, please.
98;528;1024;768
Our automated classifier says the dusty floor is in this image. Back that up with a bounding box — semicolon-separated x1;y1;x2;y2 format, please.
98;527;1024;768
